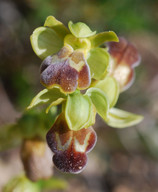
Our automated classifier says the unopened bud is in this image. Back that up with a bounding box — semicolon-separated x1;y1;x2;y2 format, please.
21;138;53;182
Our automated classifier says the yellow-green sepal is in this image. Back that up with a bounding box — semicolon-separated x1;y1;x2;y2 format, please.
68;21;96;38
44;16;69;38
87;48;110;80
27;88;66;110
89;31;119;48
93;76;119;108
86;88;109;121
107;108;144;128
30;27;63;60
65;91;94;131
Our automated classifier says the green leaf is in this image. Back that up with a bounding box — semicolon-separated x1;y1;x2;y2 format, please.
27;88;66;110
89;31;119;47
68;21;96;38
30;27;63;60
107;108;144;128
65;91;94;131
44;16;69;38
87;48;109;80
93;76;119;108
86;88;109;121
3;175;40;192
37;177;67;190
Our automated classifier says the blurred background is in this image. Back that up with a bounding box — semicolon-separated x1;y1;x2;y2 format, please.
0;0;158;191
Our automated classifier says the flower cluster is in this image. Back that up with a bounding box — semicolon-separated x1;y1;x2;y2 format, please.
28;16;143;173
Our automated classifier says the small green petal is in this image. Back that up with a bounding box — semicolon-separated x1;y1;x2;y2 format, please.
87;48;109;80
65;91;93;131
86;88;109;121
27;88;66;110
44;16;69;38
107;108;144;128
68;21;96;38
46;98;65;114
89;31;119;48
93;76;119;108
30;27;63;60
64;34;91;50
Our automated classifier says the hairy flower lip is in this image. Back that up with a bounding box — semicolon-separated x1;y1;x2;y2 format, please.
40;46;91;94
107;36;141;91
46;114;97;173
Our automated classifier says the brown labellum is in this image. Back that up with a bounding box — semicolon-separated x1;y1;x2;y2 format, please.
107;37;141;91
40;46;91;93
46;114;97;173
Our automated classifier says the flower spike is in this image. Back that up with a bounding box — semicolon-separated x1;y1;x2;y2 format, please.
27;16;143;175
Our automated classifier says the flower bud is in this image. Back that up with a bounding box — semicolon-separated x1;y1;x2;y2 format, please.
21;138;53;181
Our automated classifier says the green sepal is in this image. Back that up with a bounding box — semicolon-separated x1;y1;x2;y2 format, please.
93;76;119;108
44;16;69;38
27;88;66;110
65;91;94;131
89;31;119;48
107;108;144;128
30;27;63;60
87;48;109;80
68;21;96;38
86;88;109;121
